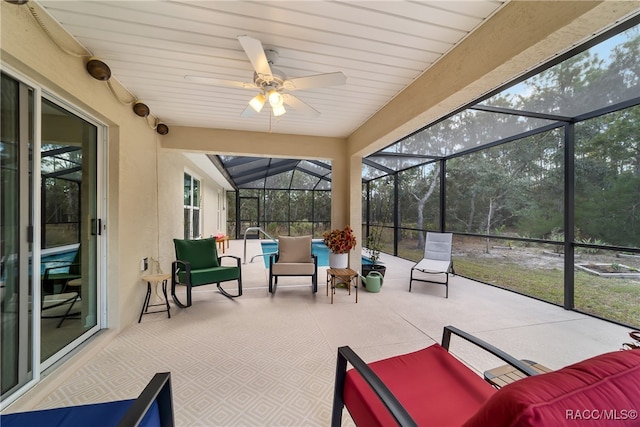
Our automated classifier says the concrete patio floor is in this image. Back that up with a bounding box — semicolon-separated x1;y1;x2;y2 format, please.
236;237;631;371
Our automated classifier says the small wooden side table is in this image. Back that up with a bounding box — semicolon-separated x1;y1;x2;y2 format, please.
483;359;552;388
139;273;171;323
326;268;358;304
215;235;230;254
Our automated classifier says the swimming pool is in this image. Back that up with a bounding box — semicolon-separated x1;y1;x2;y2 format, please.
3;245;80;279
260;240;372;268
40;245;79;275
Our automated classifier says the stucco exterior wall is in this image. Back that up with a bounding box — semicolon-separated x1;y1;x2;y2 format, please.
157;149;228;272
1;1;162;330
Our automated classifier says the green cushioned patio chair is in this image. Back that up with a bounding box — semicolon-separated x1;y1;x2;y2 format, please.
171;238;242;308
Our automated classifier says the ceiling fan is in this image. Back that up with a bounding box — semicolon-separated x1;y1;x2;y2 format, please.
185;36;346;118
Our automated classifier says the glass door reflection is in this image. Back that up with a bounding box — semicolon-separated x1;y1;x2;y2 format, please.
40;98;99;363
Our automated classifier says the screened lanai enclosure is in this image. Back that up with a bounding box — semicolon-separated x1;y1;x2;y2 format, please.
221;18;640;329
221;156;332;239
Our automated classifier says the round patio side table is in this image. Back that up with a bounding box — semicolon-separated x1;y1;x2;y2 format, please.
139;273;171;323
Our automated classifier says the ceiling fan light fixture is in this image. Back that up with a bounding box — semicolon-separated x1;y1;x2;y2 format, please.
267;89;283;107
249;93;266;112
272;104;286;117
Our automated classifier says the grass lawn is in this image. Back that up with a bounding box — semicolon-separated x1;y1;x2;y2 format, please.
453;258;640;328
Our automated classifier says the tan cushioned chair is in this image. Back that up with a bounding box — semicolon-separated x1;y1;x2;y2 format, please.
269;235;318;293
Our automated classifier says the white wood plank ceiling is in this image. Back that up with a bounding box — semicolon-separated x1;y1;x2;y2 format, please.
38;0;506;138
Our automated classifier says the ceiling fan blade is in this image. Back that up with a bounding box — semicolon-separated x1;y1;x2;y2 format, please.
184;75;257;89
238;35;272;77
283;72;346;91
282;94;320;117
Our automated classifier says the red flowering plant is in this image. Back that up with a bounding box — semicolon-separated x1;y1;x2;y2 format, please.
323;226;357;254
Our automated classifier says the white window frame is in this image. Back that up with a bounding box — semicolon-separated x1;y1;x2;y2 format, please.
184;171;201;239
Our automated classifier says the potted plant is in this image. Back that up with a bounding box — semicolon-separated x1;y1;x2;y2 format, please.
323;225;356;268
362;227;386;277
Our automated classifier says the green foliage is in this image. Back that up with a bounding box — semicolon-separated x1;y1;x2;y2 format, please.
368;176;395;226
290;222;312;236
364;227;383;265
445;127;565;237
576;237;607;254
231;188;331;238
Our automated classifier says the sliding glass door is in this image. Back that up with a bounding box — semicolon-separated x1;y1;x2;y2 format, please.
1;71;35;401
40;97;101;365
1;70;105;405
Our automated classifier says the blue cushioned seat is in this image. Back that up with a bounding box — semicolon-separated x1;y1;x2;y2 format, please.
1;373;173;427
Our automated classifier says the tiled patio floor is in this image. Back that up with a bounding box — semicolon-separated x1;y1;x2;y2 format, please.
237;237;631;371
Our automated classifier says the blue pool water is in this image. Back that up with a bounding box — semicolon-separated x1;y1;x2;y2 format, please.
40;246;78;275
1;245;78;279
261;241;372;268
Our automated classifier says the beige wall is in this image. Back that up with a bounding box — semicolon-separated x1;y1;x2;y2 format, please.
157;150;229;272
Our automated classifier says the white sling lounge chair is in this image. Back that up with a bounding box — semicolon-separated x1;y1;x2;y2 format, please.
409;232;454;298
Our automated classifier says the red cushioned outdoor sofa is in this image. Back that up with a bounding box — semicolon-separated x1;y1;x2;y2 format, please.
332;325;640;426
